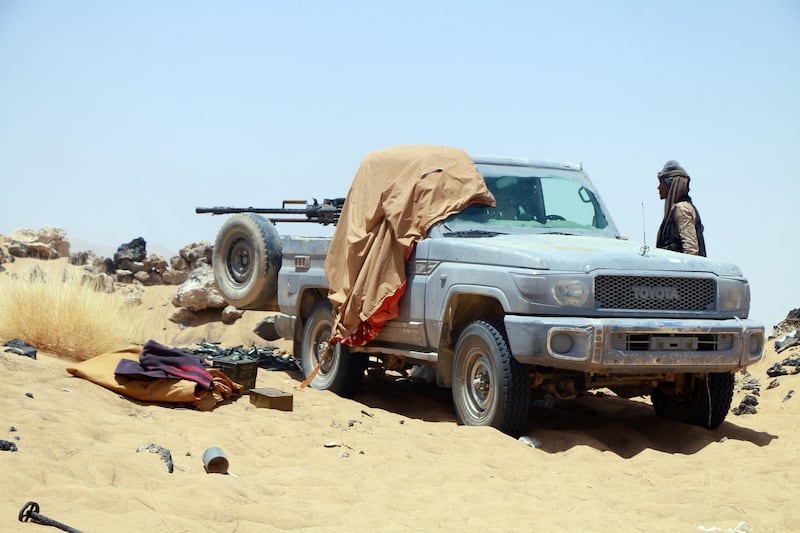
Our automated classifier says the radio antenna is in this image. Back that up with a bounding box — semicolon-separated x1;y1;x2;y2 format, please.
640;202;650;256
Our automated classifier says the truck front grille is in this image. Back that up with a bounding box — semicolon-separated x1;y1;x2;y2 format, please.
595;276;715;311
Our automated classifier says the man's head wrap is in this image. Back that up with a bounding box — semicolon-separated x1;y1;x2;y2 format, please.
657;160;690;186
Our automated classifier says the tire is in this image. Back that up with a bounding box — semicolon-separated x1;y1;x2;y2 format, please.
651;372;734;429
212;214;281;310
452;320;529;436
301;302;366;398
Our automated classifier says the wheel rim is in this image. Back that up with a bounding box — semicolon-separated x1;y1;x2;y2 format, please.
310;319;334;376
461;347;494;420
227;236;253;284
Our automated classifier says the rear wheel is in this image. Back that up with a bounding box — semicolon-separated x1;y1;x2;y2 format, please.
301;302;365;398
452;320;529;436
651;372;734;429
212;214;281;310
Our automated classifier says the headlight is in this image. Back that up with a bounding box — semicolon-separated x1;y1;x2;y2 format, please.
513;274;591;308
553;279;590;307
719;279;750;313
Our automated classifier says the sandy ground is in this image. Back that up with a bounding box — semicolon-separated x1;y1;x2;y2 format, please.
1;258;798;532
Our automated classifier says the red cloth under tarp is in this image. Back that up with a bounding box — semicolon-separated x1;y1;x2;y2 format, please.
325;145;494;346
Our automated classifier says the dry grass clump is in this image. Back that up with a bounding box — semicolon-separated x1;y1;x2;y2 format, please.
0;266;144;361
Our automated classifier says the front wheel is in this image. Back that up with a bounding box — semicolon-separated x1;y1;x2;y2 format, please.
301;302;366;398
651;372;735;429
452;320;529;436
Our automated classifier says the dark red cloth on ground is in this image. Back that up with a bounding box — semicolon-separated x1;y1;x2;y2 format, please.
114;340;214;391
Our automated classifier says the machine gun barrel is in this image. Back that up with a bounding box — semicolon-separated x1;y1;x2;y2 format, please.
195;198;345;225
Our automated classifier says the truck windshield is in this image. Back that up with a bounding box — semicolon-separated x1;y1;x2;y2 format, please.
444;163;613;236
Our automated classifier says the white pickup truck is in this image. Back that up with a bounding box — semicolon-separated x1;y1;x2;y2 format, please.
199;151;764;436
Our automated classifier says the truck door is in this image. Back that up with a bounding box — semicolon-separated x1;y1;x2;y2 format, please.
371;240;429;348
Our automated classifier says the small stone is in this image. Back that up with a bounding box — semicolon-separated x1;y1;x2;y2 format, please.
767;364;789;377
25;392;33;399
518;436;543;449
742;395;759;406
0;439;18;452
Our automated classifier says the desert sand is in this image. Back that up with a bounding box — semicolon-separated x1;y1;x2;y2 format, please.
1;257;797;532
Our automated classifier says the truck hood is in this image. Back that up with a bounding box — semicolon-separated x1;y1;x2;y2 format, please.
428;234;743;277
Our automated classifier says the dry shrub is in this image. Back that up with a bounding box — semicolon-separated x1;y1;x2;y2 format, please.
0;267;144;361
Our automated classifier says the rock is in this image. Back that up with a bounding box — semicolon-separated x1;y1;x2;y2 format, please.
134;271;153;284
518;436;543;449
0;241;14;267
79;271;115;293
732;394;759;415
114;237;147;269
169;307;199;325
93;256;115;274
0;440;18;452
69;250;97;266
179;241;213;270
162;269;189;285
139;254;167;285
776;331;800;353
4;339;37;359
221;305;244;325
3;226;70;259
159;248;203;286
741;394;759;406
253;316;280;341
115;269;135;283
170;255;190;271
125;291;143;306
171;264;226;311
739;373;761;395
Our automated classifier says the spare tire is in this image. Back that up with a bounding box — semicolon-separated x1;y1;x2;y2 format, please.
212;214;281;310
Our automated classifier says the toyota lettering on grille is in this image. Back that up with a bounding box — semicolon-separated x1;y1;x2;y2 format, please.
631;285;679;300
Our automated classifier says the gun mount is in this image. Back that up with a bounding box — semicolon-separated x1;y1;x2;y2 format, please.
196;197;345;225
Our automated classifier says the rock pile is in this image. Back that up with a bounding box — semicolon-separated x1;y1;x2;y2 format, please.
0;226;69;260
0;226;232;325
732;308;800;417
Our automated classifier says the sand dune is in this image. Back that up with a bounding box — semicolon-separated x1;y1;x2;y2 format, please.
1;258;797;532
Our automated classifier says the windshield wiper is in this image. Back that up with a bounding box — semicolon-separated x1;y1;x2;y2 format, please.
443;229;506;238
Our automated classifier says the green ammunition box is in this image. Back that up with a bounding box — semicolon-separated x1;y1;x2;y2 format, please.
213;357;258;393
249;387;294;411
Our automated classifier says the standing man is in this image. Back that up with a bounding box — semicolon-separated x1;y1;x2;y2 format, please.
655;160;707;256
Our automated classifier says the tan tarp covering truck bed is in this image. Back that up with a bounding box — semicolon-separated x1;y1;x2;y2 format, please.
325;144;494;346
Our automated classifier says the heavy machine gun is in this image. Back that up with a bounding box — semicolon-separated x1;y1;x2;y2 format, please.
196;197;345;225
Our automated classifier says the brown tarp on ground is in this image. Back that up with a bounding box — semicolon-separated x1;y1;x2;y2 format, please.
66;345;242;411
325;144;494;346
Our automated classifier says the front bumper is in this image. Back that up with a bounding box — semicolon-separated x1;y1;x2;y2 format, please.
504;315;764;374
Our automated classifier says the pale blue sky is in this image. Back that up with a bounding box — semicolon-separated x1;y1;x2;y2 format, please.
1;1;798;329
